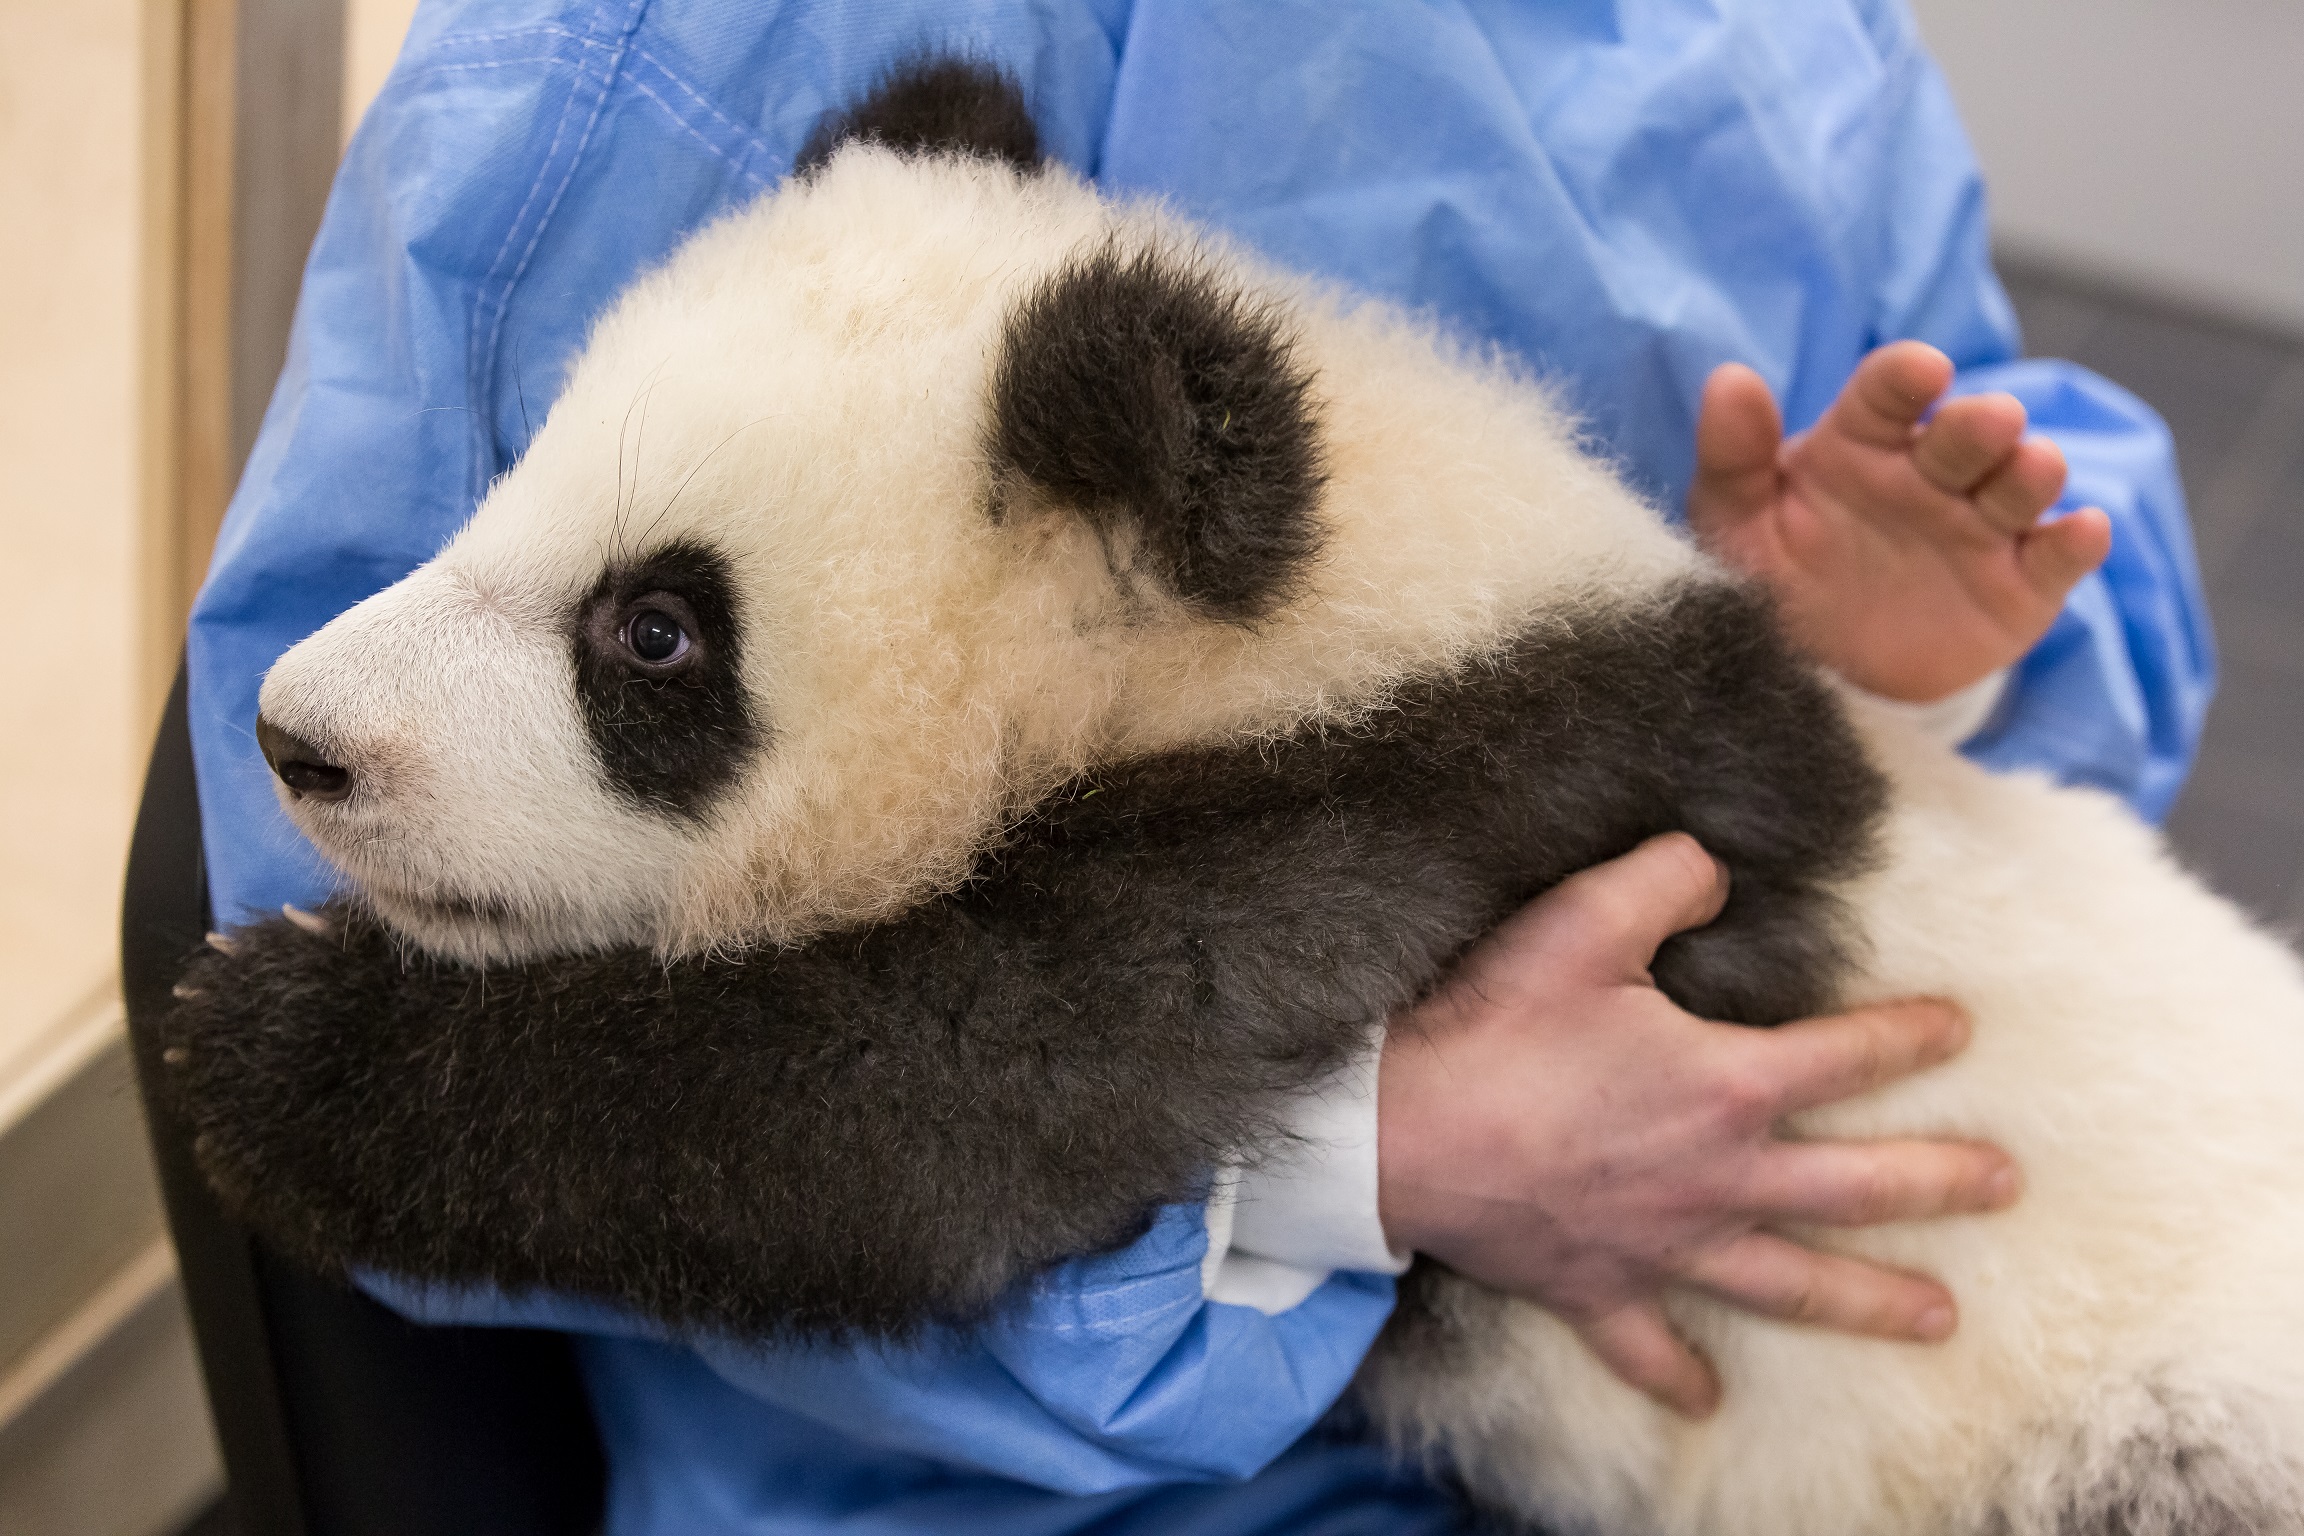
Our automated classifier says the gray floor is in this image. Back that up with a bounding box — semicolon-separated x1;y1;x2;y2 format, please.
2000;260;2304;930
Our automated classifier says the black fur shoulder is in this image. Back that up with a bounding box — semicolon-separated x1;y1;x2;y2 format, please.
163;578;1883;1340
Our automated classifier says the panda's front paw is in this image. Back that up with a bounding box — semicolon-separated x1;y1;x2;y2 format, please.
161;931;249;1011
280;903;335;938
156;900;389;1268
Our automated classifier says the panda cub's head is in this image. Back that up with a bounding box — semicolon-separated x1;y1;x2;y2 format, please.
252;60;1693;965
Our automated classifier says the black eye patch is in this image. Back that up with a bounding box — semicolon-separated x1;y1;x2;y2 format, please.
572;540;759;819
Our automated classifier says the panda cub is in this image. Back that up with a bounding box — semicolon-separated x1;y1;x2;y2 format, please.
169;59;2304;1536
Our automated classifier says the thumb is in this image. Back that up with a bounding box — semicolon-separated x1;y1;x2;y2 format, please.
1514;833;1732;985
1689;363;1783;542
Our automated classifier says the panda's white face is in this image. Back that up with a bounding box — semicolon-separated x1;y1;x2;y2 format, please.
252;549;704;959
255;146;1694;964
257;149;1089;962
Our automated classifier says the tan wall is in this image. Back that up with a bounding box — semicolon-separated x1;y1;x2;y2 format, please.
0;0;413;1078
1913;0;2304;333
0;0;148;1079
0;7;229;1532
0;3;425;1528
345;0;421;143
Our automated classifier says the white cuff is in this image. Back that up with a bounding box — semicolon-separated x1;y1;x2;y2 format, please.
1213;1025;1410;1298
1200;1170;1334;1315
1847;667;2009;746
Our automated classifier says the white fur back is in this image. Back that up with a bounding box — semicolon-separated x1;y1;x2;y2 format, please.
1361;704;2304;1534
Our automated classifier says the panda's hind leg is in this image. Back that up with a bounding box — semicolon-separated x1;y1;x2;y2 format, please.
1983;1378;2304;1536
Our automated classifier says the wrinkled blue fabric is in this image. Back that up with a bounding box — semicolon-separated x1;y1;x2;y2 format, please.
185;1;2214;1531
362;1210;1448;1531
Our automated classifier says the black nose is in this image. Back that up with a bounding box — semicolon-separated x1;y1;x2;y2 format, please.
256;714;354;803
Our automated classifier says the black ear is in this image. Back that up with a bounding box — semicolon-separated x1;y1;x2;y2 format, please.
989;246;1327;622
795;55;1040;175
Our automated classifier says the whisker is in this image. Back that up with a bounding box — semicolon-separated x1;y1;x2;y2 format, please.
628;382;657;533
640;414;781;549
614;383;645;564
511;335;534;454
610;361;673;565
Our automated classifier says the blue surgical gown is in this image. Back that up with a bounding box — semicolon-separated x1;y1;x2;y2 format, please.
184;2;2216;1532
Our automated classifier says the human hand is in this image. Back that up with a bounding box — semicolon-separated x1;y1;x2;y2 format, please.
1687;342;2112;703
1376;833;2020;1419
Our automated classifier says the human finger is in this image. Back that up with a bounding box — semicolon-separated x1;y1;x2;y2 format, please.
1689;363;1783;538
1972;436;2069;535
1576;1303;1722;1418
1684;1231;1958;1342
1752;1000;1971;1116
1910;393;2027;496
1516;832;1732;984
1823;341;1955;449
1742;1138;2021;1227
2018;507;2114;600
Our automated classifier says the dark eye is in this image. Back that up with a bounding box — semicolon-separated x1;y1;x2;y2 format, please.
623;609;691;666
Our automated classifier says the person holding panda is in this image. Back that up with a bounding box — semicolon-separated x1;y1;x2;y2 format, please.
187;1;2209;1531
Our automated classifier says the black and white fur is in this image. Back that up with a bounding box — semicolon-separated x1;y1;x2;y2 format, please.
169;62;2304;1536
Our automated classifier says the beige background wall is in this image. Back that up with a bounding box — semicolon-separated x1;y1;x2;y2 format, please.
1913;0;2304;332
0;1;148;1083
0;4;408;1529
0;9;224;1532
345;0;421;143
0;0;415;1084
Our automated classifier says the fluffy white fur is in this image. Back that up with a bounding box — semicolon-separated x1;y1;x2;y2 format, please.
1360;706;2304;1532
259;146;2304;1531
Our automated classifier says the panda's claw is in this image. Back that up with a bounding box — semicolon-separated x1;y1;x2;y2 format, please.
205;931;239;956
162;1046;189;1067
171;981;204;1002
282;904;332;938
